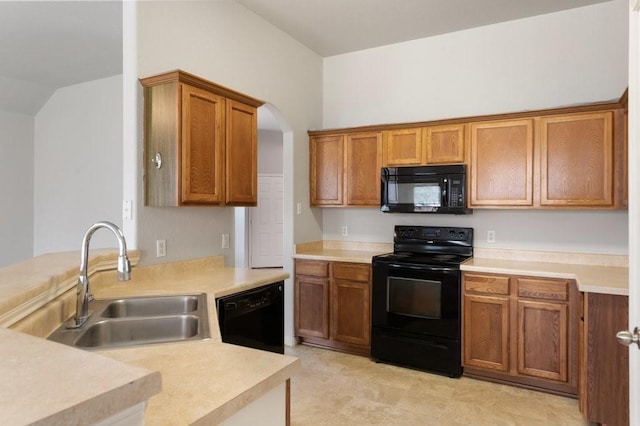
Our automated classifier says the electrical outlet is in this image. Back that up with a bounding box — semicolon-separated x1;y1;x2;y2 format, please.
156;239;166;257
341;226;348;237
487;230;496;244
222;233;230;249
296;202;302;215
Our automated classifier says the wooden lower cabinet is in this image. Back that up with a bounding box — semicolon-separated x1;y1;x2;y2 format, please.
462;272;578;396
580;293;629;426
295;259;371;356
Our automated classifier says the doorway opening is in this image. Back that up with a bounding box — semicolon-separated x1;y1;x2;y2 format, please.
234;103;289;269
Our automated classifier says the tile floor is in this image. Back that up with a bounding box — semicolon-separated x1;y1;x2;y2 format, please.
286;345;585;425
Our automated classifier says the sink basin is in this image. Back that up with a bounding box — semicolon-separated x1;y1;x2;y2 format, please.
100;295;199;318
48;293;211;350
75;315;201;348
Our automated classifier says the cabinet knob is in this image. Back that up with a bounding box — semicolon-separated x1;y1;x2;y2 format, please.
151;152;163;169
616;327;640;348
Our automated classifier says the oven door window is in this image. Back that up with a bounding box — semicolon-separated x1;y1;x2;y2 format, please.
371;262;461;339
387;277;441;319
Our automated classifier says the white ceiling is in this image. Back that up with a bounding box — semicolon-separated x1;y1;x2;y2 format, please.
236;0;614;57
0;0;614;116
0;1;122;115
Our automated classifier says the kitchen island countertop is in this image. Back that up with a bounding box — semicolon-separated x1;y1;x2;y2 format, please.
0;252;299;425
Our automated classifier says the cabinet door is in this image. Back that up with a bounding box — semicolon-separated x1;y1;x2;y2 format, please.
540;112;613;206
345;132;381;206
180;84;225;204
463;294;510;371
424;124;465;164
226;100;257;205
331;263;371;347
310;135;344;206
331;278;371;346
382;128;423;166
517;300;568;382
295;275;329;339
470;119;534;206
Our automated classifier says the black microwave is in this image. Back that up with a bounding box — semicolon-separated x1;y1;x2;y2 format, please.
381;164;471;214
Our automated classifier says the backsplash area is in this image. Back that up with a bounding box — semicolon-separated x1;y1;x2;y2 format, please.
322;208;628;255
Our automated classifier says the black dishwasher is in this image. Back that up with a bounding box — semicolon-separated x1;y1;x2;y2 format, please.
216;281;284;354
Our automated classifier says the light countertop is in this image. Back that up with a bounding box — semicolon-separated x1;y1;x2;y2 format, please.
91;257;300;424
294;241;629;296
293;240;391;263
0;327;161;426
462;248;629;296
1;252;299;425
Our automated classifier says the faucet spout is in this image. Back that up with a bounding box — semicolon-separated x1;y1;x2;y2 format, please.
71;221;131;329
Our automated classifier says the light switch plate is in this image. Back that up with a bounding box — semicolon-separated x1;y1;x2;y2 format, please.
123;199;133;221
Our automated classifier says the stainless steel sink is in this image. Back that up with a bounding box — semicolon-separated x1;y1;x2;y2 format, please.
48;293;211;350
99;294;200;318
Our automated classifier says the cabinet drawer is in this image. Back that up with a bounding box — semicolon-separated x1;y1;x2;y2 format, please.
295;260;329;277
517;278;568;302
464;273;509;295
333;262;370;282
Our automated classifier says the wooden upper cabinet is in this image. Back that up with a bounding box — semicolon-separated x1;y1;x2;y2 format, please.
141;70;263;207
309;97;626;211
540;112;614;207
470;119;534;207
345;133;381;206
424;124;466;164
310;135;344;206
382;128;423;166
181;84;225;204
310;132;381;207
226;100;257;205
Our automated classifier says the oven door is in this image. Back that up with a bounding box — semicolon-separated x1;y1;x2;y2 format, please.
372;261;461;339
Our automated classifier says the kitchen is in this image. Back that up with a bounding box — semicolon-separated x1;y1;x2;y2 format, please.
0;0;636;424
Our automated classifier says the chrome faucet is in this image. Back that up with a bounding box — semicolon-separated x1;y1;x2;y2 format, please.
70;221;131;328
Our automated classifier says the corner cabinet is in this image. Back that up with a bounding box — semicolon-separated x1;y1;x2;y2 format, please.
309;132;381;207
294;259;371;356
462;272;579;396
141;70;263;207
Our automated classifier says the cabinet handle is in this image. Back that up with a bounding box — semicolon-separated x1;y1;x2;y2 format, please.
151;152;163;169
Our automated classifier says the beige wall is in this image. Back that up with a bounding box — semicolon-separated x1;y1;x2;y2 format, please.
0;110;33;267
321;0;629;254
133;1;323;266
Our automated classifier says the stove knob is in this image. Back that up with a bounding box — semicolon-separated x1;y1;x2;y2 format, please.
458;231;465;238
449;230;455;238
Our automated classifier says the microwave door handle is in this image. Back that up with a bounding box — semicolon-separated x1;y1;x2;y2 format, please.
442;179;448;207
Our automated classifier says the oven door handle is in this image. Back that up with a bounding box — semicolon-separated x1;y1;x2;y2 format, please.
386;263;458;273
